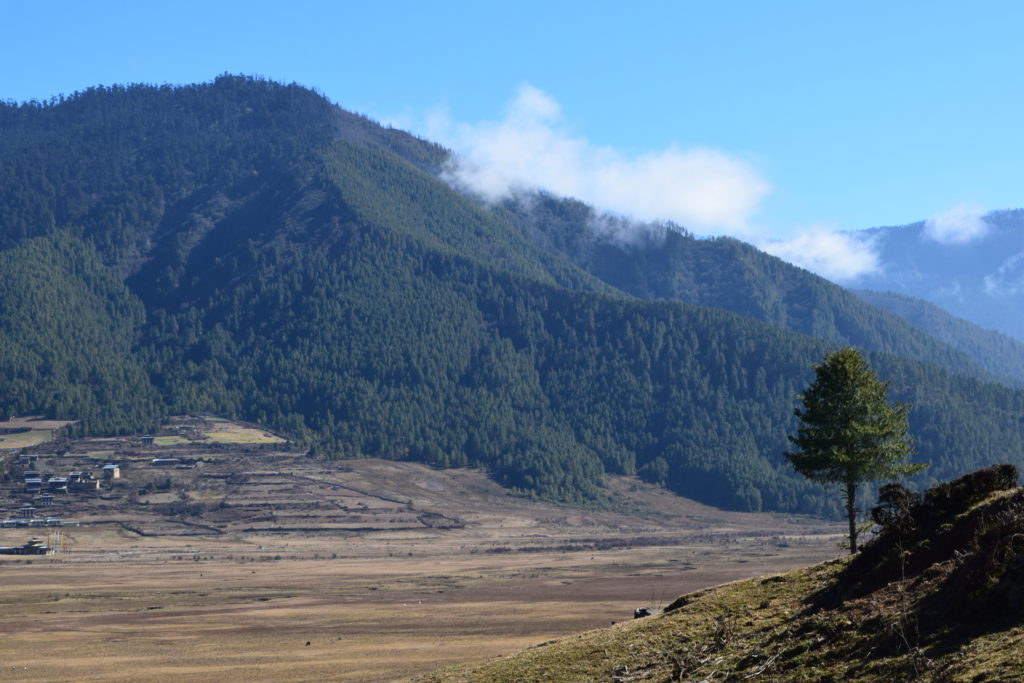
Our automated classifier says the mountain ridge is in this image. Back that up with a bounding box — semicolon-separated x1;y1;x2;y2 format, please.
1;76;1023;514
501;192;1008;386
850;208;1024;342
854;288;1024;387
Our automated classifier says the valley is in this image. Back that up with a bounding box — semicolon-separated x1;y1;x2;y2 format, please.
0;418;841;681
1;76;1021;681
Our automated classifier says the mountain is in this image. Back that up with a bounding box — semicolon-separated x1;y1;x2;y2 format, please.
1;76;1023;514
850;209;1024;342
502;193;1009;386
854;289;1024;387
0;233;160;434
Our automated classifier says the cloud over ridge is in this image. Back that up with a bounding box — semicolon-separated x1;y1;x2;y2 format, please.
759;229;881;282
924;204;989;244
405;85;889;283
433;84;771;235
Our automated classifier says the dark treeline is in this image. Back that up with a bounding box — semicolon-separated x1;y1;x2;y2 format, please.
1;77;1022;515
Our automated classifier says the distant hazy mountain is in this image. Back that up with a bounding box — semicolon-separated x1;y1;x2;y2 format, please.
851;209;1024;341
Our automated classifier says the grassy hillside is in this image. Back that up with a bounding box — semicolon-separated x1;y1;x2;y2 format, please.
422;466;1024;682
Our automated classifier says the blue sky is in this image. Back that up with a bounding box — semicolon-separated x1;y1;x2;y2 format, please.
3;1;1023;276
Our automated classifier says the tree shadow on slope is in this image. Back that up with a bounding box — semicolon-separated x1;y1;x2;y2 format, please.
795;465;1024;676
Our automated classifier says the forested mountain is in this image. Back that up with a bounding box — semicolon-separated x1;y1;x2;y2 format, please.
850;210;1024;342
0;234;160;433
1;76;1022;515
502;193;1009;386
854;289;1024;387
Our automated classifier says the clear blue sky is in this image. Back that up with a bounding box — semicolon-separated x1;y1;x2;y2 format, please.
3;0;1023;243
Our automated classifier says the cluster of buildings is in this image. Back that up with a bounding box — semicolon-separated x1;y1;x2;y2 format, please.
0;453;115;530
0;509;63;528
0;537;51;555
22;469;105;494
4;444;199;537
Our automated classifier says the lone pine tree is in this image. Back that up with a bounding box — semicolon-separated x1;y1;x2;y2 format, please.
786;347;923;553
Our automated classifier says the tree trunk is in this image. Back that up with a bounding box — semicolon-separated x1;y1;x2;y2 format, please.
845;479;858;554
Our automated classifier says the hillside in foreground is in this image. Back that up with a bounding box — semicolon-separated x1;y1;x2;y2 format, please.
421;466;1024;682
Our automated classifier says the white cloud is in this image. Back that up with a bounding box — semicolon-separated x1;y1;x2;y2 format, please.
983;250;1024;296
923;204;989;244
396;85;887;283
759;229;881;282
430;84;771;235
935;280;965;301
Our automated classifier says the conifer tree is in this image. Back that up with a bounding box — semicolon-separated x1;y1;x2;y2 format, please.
787;347;923;552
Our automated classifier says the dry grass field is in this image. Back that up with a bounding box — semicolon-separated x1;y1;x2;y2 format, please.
0;430;53;448
201;420;286;444
0;416;75;449
0;418;842;681
0;417;77;431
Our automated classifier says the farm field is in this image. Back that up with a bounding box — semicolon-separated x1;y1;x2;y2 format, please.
0;416;76;449
0;418;842;681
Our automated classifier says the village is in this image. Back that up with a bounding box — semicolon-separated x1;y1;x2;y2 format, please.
0;415;303;548
0;414;508;555
0;414;838;559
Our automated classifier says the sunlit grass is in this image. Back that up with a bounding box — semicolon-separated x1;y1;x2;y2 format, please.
0;430;54;448
204;428;285;444
153;436;187;446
